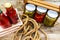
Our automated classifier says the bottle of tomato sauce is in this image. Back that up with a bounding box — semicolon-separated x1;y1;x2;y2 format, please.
0;9;11;28
34;6;47;23
4;3;18;24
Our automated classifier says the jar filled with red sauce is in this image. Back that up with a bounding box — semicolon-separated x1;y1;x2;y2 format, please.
4;3;18;24
0;9;11;28
34;6;47;23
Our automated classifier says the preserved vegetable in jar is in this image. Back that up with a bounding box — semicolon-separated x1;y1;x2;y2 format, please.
25;4;36;18
34;6;47;23
4;3;18;24
0;9;11;28
44;10;58;26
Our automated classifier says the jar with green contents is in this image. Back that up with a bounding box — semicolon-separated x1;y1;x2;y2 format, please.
44;10;58;27
25;4;36;18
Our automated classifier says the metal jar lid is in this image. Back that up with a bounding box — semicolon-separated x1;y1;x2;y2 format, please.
47;10;58;18
37;6;47;14
4;3;12;8
26;4;35;12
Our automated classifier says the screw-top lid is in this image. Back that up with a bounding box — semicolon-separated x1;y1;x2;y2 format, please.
4;3;12;8
47;10;58;18
26;4;35;11
37;6;47;14
0;9;2;14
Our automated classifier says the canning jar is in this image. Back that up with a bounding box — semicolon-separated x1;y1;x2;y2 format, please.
4;3;18;24
44;10;58;27
25;4;36;18
34;6;47;23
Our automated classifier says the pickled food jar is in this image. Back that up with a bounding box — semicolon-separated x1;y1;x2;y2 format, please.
25;4;36;18
34;6;47;23
44;10;58;26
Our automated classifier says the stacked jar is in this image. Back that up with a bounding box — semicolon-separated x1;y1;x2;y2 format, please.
34;6;47;23
25;4;36;18
44;10;58;26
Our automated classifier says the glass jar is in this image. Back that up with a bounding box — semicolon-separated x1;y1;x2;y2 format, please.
4;3;18;24
0;9;11;28
25;4;36;18
34;6;47;23
44;10;58;27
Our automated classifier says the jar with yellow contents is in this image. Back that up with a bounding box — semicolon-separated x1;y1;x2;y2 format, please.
44;10;58;27
25;4;36;18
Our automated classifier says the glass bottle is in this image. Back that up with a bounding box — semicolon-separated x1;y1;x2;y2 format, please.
0;9;11;28
4;3;18;24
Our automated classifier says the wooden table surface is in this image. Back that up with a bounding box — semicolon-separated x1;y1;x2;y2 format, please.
0;0;60;40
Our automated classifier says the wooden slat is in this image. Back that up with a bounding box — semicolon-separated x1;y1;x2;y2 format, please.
33;0;59;9
59;6;60;12
24;0;27;4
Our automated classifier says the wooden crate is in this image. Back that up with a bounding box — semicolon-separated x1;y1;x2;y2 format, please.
24;0;60;12
0;9;23;37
